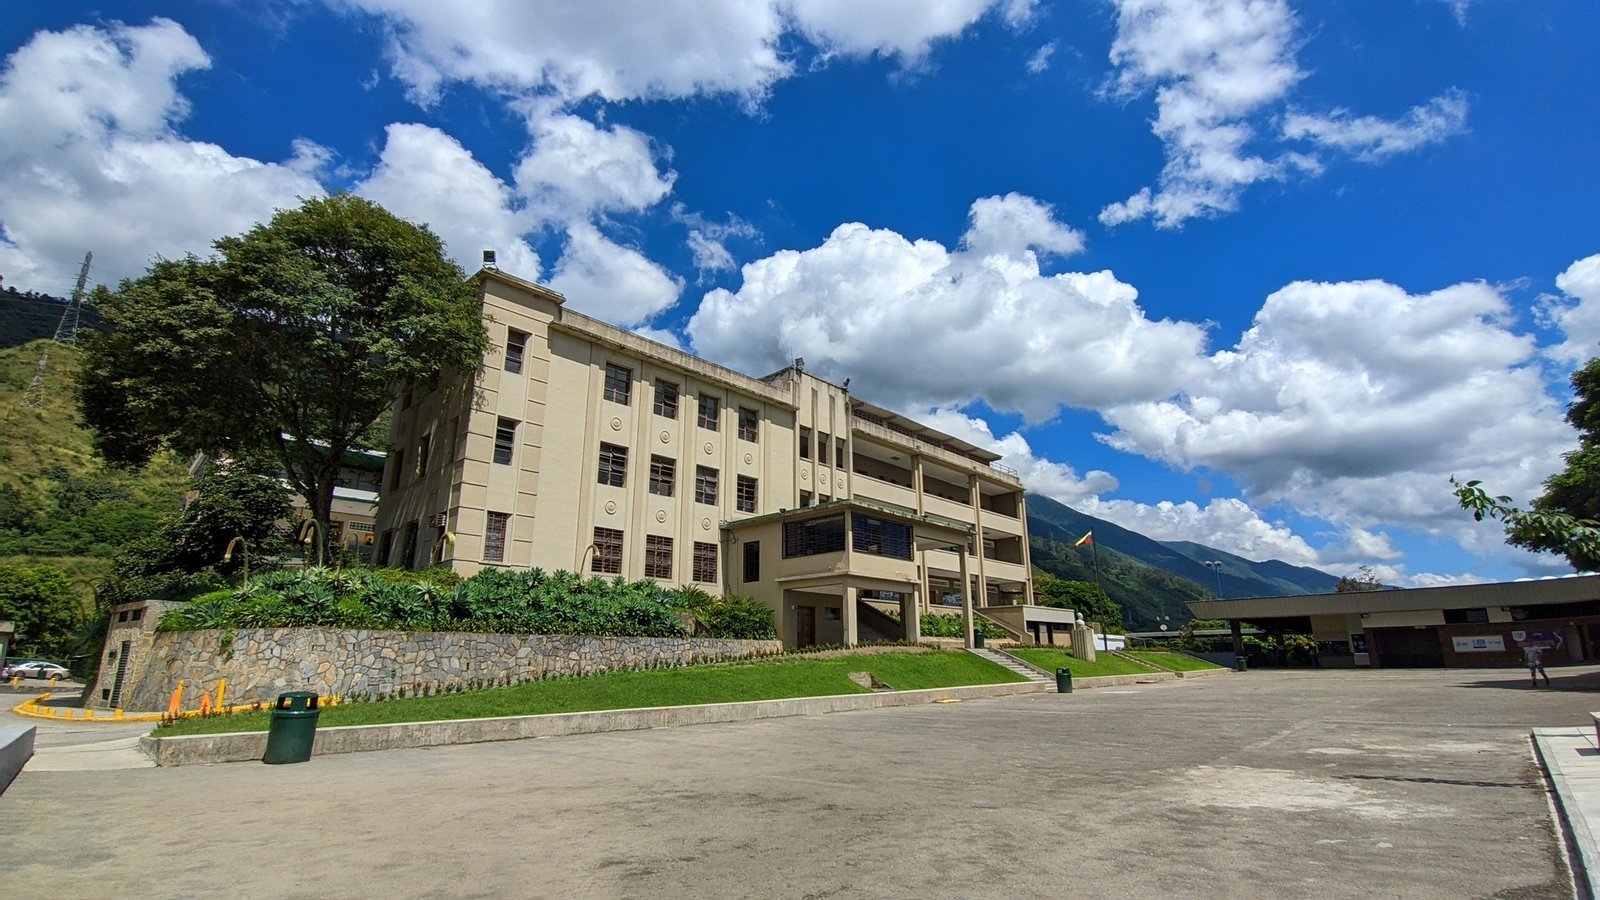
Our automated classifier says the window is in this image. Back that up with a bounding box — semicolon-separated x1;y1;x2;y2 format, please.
738;407;759;442
800;491;813;507
593;527;623;575
645;535;673;579
743;541;760;583
1444;607;1490;624
852;514;913;560
649;455;675;496
836;437;846;464
401;520;419;570
818;432;830;465
604;363;632;405
698;395;720;430
130;608;143;622
799;427;811;460
484;511;510;563
494;418;517;465
654;380;679;418
377;529;393;566
695;466;719;505
783;514;846;558
694;542;718;583
417;434;431;475
389;450;405;489
598;443;628;487
505;329;528;374
736;475;758;513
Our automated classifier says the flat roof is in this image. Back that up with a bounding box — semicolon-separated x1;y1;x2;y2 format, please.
1187;574;1600;620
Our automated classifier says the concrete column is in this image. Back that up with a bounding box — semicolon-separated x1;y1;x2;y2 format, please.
902;590;921;643
1231;619;1244;657
959;546;974;649
843;585;859;646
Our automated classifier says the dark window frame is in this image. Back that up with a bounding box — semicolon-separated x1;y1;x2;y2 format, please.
505;329;528;374
649;455;676;497
645;535;673;580
604;362;632;405
494;418;517;465
694;541;718;583
653;379;680;419
738;407;759;442
698;395;720;431
783;514;846;558
736;475;758;514
695;466;719;505
598;442;628;487
743;540;761;583
851;514;914;560
484;511;510;563
593;527;623;575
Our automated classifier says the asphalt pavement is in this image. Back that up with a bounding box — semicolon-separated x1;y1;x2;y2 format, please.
5;666;1599;898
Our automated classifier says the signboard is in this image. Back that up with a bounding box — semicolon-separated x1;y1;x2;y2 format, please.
1451;635;1505;653
1349;633;1368;654
1512;630;1564;649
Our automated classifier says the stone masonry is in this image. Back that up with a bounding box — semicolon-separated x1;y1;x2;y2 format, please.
122;628;783;711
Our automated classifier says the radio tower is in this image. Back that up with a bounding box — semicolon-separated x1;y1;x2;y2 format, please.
22;251;93;411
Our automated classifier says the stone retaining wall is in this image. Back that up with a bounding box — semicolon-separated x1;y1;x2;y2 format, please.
122;629;782;711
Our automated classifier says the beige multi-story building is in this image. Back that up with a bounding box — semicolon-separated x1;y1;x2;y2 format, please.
375;268;1045;648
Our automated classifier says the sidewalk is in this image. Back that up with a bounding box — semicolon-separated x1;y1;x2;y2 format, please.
1533;725;1600;899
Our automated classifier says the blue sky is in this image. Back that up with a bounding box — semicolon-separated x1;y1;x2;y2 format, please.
3;1;1598;586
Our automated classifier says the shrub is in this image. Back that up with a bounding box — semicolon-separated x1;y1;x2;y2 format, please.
672;590;776;640
920;612;1006;639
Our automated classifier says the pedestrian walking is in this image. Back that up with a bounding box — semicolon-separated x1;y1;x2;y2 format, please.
1524;644;1550;687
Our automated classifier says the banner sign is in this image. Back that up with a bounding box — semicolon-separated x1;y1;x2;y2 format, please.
1452;636;1505;653
1512;630;1564;649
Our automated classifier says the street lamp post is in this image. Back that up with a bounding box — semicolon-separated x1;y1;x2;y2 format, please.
1203;560;1224;599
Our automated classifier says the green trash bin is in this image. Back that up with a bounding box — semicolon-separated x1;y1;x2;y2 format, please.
1056;667;1073;694
262;691;321;765
1235;655;1249;673
973;631;985;649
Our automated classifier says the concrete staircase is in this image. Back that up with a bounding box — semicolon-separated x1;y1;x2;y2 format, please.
969;647;1056;690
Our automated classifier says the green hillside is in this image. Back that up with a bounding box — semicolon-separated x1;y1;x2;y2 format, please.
1;287;100;349
0;340;189;593
1025;492;1339;630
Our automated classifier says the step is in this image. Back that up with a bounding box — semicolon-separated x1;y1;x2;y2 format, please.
968;648;1055;687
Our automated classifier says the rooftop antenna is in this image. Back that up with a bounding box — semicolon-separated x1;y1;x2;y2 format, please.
23;251;92;411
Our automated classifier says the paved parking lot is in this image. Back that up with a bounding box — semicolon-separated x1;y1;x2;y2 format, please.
4;666;1596;898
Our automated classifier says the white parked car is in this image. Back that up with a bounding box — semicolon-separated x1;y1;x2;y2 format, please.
4;660;69;680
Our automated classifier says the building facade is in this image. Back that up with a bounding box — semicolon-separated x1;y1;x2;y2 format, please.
374;269;1034;648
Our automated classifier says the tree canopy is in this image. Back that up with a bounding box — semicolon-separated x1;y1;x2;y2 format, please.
0;564;81;659
1454;357;1600;571
1035;575;1124;631
78;194;487;532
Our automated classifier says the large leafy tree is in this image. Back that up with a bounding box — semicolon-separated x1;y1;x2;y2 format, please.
1035;575;1124;631
0;564;81;659
1454;357;1600;571
78;195;487;536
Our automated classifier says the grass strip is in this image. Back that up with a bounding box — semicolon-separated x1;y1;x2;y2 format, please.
1008;647;1162;677
1123;650;1223;672
154;650;1026;736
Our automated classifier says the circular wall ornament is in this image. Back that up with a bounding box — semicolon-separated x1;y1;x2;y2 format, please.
801;470;809;482
610;417;623;431
660;430;671;443
701;517;712;531
604;500;617;515
703;441;714;455
744;452;753;465
656;510;667;523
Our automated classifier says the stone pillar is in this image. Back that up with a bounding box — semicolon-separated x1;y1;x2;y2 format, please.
843;585;859;646
959;546;974;649
1072;621;1097;661
902;590;921;643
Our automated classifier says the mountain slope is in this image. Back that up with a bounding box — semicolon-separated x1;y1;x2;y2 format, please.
1025;493;1340;629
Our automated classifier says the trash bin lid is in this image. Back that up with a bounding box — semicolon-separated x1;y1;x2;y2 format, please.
275;691;320;710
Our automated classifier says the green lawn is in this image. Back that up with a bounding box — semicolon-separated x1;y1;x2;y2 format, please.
154;650;1026;736
1124;650;1224;672
1008;647;1162;677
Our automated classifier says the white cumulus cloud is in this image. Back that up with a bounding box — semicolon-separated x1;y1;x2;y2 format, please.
546;222;684;328
1100;0;1470;228
688;195;1207;420
513;113;676;221
356;123;542;279
1539;253;1600;367
0;19;325;290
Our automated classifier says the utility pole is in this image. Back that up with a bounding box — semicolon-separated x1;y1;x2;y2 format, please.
22;252;92;411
